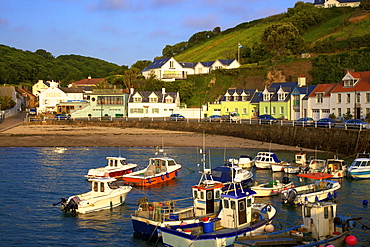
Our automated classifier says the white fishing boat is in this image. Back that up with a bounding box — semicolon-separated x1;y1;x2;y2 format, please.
251;177;294;197
131;148;225;240
301;158;327;174
235;201;360;247
85;156;137;179
253;152;282;170
55;178;132;214
271;161;291;172
161;180;277;247
347;152;370;179
323;157;347;179
284;152;307;174
237;155;254;169
280;173;341;205
122;146;182;186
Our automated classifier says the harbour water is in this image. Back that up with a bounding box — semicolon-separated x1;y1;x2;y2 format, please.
0;146;369;246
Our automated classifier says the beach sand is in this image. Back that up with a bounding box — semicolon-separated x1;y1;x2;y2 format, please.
0;124;315;152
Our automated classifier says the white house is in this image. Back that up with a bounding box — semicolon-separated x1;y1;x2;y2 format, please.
127;88;180;118
38;81;84;113
330;71;370;120
313;0;361;8
32;80;59;97
142;57;240;81
307;83;337;120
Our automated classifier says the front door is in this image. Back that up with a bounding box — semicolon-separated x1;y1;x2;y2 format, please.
206;190;214;214
238;199;247;225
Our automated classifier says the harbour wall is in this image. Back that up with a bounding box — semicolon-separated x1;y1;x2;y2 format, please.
32;120;370;155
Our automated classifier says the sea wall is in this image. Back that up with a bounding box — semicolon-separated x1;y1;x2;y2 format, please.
31;120;370;155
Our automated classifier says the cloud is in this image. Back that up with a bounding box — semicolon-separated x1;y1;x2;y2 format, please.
181;13;217;30
89;0;135;11
0;17;9;25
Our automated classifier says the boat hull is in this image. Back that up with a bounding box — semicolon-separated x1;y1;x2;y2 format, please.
251;181;294;197
348;168;370;179
254;162;271;169
123;168;181;186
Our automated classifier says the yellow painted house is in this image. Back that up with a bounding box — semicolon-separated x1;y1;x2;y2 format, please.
206;89;258;119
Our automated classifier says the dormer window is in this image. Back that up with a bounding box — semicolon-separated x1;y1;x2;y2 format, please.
133;96;142;103
343;78;358;87
242;96;247;101
316;93;323;103
278;93;287;101
149;97;158;103
165;95;173;103
225;96;231;101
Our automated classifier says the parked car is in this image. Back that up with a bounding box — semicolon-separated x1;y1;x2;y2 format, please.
258;114;278;124
294;117;314;127
221;112;240;123
204;115;221;122
316;118;335;127
342;119;368;129
170;113;185;121
29;108;37;115
54;114;70;120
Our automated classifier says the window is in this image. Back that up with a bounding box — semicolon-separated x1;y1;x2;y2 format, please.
242;108;247;114
272;107;276;115
367;93;370;103
100;182;104;192
278;93;286;101
170;61;174;68
130;108;144;114
316;93;323;103
224;199;229;209
234;108;238;112
347;108;351;114
337;94;341;103
242;96;247;101
133;97;142;103
356;93;361;103
367;108;370;115
149;97;158;103
264;107;268;114
93;182;98;192
225;96;230;101
165;98;173;103
338;108;342;118
280;107;284;115
44;99;48;104
152;108;159;114
346;94;350;103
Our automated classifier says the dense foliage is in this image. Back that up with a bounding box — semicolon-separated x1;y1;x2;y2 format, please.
0;96;16;110
0;45;122;86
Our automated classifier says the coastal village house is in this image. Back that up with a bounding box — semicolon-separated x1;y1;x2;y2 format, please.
32;80;58;97
127;87;180;118
313;0;361;8
38;81;84;113
142;57;240;81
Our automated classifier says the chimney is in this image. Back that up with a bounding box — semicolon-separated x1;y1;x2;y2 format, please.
130;87;134;94
344;68;354;75
162;87;166;94
298;75;306;87
88;75;91;79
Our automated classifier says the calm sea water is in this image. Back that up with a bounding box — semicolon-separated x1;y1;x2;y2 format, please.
0;146;369;246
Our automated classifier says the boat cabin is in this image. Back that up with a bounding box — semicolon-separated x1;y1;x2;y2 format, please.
106;157;127;168
192;180;224;216
302;202;337;241
144;157;177;176
295;153;307;165
308;159;326;173
89;177;119;196
254;152;280;163
219;188;256;228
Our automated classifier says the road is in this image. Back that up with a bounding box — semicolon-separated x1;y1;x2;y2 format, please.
0;112;26;132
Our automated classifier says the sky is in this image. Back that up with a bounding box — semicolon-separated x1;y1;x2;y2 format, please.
0;0;301;67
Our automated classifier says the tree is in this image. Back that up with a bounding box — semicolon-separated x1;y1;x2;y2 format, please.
131;60;152;71
261;22;304;56
0;96;16;110
360;0;370;10
162;45;174;57
285;1;324;32
35;49;55;60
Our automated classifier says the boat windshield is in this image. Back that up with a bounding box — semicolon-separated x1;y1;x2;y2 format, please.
351;160;369;167
167;160;176;166
108;181;119;189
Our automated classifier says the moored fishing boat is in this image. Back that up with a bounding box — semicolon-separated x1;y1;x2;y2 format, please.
271;161;291;172
85;156;137;179
234;201;360;247
131;148;224;240
122;146;181;186
280;172;341;205
54;177;132;214
284;152;307;174
347;152;370;179
251;177;294;197
161;181;277;247
323;156;347;179
237;155;254;169
253;151;282;170
206;159;254;189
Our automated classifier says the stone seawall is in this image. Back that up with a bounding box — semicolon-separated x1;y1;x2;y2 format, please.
30;120;370;155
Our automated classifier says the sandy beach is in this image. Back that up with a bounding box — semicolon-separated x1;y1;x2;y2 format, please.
0;124;319;152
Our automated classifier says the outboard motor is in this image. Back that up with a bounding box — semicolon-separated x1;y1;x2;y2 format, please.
281;188;297;204
61;197;79;213
282;177;290;184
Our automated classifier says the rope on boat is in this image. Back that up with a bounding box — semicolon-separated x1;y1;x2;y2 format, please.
148;222;161;245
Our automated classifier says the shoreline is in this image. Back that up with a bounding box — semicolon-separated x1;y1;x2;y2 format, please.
0;124;320;152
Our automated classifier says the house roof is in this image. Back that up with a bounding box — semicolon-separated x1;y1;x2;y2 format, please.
178;62;196;68
128;90;178;103
142;57;171;71
218;59;237;66
250;92;262;104
221;89;256;101
73;78;105;86
308;83;337;97
60;87;85;93
331;71;370;93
